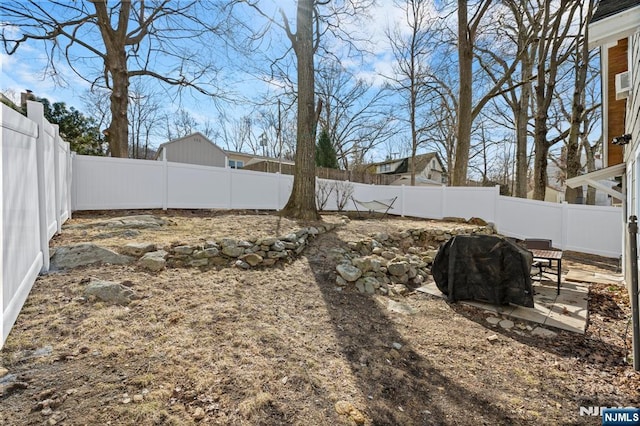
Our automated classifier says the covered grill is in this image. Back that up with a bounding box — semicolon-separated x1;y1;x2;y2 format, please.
431;235;534;308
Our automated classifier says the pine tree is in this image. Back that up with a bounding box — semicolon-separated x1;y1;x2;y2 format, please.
316;129;339;169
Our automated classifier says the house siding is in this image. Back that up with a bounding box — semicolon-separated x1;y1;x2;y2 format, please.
607;38;628;166
163;134;227;167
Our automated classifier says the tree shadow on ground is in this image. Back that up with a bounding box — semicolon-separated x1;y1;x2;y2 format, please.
305;232;525;425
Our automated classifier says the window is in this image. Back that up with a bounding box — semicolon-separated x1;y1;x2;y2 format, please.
229;159;244;169
380;163;392;173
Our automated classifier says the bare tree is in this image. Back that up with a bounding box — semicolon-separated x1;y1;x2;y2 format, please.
453;0;491;186
128;81;162;159
241;0;372;219
453;0;526;186
315;179;334;211
480;0;540;197
563;0;597;204
163;109;201;142
531;0;581;200
387;0;435;185
316;59;396;170
1;1;231;157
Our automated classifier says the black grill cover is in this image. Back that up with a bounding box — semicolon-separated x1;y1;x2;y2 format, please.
431;235;534;307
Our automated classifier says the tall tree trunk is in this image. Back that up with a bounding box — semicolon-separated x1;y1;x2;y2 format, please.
410;82;417;186
564;0;592;204
583;132;599;205
281;0;319;220
453;0;472;186
515;53;532;198
107;52;130;158
94;1;130;158
532;99;549;200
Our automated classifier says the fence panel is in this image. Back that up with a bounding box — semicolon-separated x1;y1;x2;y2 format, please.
230;169;281;210
2;105;43;346
73;156;164;210
167;162;232;209
443;186;498;221
563;204;622;257
497;196;564;244
57;139;71;223
42;119;58;238
399;185;443;218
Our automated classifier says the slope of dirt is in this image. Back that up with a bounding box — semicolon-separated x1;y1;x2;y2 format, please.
1;211;638;425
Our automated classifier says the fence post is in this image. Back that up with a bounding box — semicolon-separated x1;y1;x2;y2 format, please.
70;152;77;212
401;184;406;217
561;201;569;250
228;166;233;209
493;185;501;229
27;100;50;272
162;149;168;210
67;148;72;219
440;185;447;219
53;125;62;233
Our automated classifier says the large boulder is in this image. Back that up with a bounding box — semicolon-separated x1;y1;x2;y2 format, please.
431;235;534;307
50;244;134;270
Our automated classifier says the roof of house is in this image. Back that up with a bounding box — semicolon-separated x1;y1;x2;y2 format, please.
591;0;640;22
369;152;445;175
225;150;295;165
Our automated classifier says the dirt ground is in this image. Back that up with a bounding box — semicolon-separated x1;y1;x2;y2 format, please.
1;210;638;425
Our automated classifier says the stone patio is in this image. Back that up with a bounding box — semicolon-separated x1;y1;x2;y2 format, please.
417;279;590;334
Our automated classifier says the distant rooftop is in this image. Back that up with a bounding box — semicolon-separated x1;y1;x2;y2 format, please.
591;0;640;23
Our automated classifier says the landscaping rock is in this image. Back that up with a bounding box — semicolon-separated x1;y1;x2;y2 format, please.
220;240;245;258
50;244;134;270
240;253;263;266
387;261;409;277
271;240;286;252
173;245;194;255
121;242;156;257
139;250;167;272
499;319;515;330
531;327;558;338
65;215;168;230
83;280;135;305
486;317;501;326
336;264;362;282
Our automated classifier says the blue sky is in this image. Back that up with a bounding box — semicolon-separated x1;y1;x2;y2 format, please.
0;1;406;120
1;1;596;181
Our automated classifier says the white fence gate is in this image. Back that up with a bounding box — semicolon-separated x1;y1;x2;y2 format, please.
1;101;72;347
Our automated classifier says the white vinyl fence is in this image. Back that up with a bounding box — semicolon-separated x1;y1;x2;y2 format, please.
72;155;623;258
1;104;623;350
1;101;72;347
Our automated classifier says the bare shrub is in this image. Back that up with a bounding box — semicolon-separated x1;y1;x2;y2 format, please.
316;179;334;211
334;181;354;212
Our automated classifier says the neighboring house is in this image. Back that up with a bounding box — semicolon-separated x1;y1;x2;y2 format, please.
225;151;295;170
539;154;616;205
156;132;227;167
568;1;639;280
365;152;447;186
